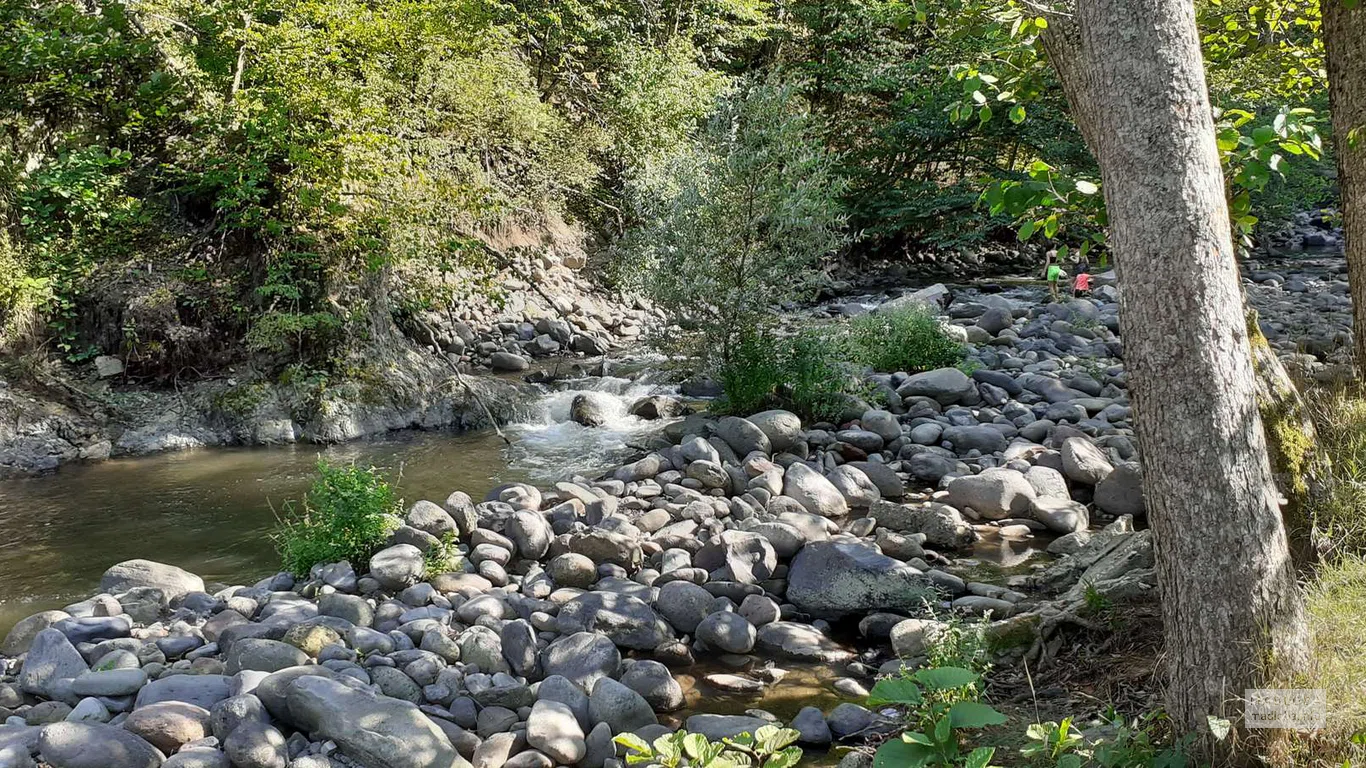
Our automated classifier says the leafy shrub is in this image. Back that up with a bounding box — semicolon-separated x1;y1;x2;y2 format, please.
275;460;400;576
1021;711;1194;767
847;306;965;375
615;724;802;768
716;327;861;422
867;666;1006;768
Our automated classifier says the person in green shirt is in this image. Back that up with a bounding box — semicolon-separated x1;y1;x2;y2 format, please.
1043;249;1066;302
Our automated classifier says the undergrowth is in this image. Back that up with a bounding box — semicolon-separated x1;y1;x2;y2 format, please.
274;460;401;576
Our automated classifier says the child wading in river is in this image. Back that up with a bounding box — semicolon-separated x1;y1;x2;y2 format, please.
1043;249;1065;302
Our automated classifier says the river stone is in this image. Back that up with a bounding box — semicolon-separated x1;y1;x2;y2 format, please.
715;416;772;456
946;468;1036;520
405;499;458;539
18;629;88;698
619;660;683;712
223;721;287;768
536;675;591;731
286;675;458;768
695;612;756;654
747;410;803;452
508;511;553;560
547;553;597;589
829;465;881;508
1060;438;1114;485
683;715;769;741
755;622;854;662
1030;497;1090;534
694;531;777;585
847;461;905;499
869;500;974;549
526;700;586;764
225;639;308;675
210;694;270;740
369;544;425;591
786;541;933;618
100;560;204;603
490;352;529;372
122;701;209;754
587;678;656;734
1094;462;1145;517
567;530;642;570
70;668;146;697
827;703;873;739
556;592;671;650
792;706;832;745
654;581;714;634
897;368;975;405
941;425;1007;455
1024;465;1070;500
890;619;949;658
2;611;69;657
66;697;109;723
36;722;163;768
134;674;231;710
781;463;848;518
541;632;621;690
163;749;229;768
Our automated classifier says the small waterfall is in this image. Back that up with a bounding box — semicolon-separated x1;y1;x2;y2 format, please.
504;377;679;481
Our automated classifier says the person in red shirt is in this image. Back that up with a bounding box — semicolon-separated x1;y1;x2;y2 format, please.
1072;270;1092;297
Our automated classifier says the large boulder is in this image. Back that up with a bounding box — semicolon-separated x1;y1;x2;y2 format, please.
869;500;975;549
18;629;88;698
1094;461;1145;517
368;545;425;591
828;465;881;508
942;425;1008;455
946;468;1036;520
100;560;204;603
37;722;163;768
695;612;756;654
556;593;672;651
526;700;586;765
897;368;976;405
284;675;458;768
1030;497;1090;534
655;581;717;635
714;417;772;456
1;611;69;657
786;541;933;618
781;463;848;518
747;411;804;453
588;678;656;735
1060;438;1114;485
571;392;616;428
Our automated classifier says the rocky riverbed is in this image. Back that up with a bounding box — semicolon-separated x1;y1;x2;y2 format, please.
0;237;1348;768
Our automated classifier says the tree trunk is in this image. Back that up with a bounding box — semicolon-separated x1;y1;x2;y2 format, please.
1322;0;1366;376
1049;0;1309;737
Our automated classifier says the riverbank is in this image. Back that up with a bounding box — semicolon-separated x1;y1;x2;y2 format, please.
0;236;1354;768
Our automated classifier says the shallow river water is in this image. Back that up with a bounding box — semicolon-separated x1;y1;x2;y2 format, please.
0;377;669;631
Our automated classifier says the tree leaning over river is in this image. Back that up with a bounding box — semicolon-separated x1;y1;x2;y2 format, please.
1041;0;1309;742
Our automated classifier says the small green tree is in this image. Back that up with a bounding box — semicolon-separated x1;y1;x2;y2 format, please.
620;80;847;370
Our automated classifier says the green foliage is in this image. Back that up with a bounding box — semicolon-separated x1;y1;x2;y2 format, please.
847;306;966;375
869;667;1006;768
274;460;400;576
924;614;991;674
1021;711;1194;768
716;327;861;423
423;532;463;578
614;725;802;768
620;80;847;369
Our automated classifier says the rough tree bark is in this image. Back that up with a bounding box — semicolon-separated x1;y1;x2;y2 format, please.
1043;0;1308;737
1322;0;1366;375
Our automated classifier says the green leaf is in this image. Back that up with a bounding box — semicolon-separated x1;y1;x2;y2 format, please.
1034;15;1048;27
933;715;953;745
762;746;803;768
1208;716;1233;741
1009;104;1026;124
965;747;996;768
1043;214;1059;238
1058;754;1084;768
868;678;923;706
1074;179;1099;195
949;701;1009;728
972;90;987;105
614;733;651;755
1252;125;1277;145
978;105;993;124
903;731;934;746
1055;244;1070;260
914;666;980;691
1017;219;1037;241
874;739;932;768
683;732;710;759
